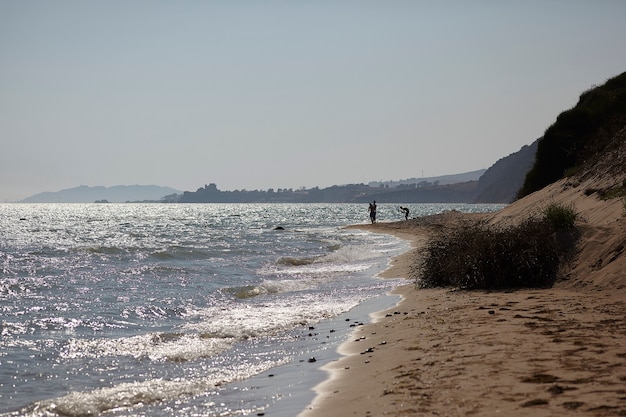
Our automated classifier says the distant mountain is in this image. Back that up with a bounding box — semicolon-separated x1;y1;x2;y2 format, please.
21;185;181;203
473;140;539;203
369;169;486;188
350;148;537;204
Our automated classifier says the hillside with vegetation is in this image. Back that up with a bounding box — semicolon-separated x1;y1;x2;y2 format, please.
518;71;626;199
401;71;626;291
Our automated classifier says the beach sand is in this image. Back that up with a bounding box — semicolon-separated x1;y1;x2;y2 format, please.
299;178;626;416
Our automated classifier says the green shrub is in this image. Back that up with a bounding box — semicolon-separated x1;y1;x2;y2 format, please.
543;203;577;231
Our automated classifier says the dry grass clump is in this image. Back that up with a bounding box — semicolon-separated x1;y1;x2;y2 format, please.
416;204;578;290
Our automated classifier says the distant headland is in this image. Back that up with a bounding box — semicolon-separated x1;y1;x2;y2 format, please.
18;137;539;205
20;185;182;204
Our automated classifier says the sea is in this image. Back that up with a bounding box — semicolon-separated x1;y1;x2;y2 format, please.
0;203;504;417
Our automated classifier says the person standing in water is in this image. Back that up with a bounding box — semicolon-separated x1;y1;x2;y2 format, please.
399;206;409;220
369;201;377;224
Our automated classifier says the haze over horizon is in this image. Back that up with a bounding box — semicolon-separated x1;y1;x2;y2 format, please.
2;1;626;202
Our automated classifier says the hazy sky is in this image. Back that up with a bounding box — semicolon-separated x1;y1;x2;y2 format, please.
2;1;626;201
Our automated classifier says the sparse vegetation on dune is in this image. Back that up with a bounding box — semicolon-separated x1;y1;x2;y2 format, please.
417;71;626;291
415;203;578;290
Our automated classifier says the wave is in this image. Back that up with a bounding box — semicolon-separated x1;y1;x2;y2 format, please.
150;246;218;261
20;359;284;417
85;246;126;255
61;331;234;363
276;256;317;266
222;277;320;300
223;284;278;299
183;292;362;340
265;256;376;279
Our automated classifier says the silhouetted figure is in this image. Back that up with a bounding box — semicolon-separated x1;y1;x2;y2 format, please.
369;201;377;224
400;206;409;220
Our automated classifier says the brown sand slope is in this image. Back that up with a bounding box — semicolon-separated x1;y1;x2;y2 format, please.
300;176;626;416
490;177;626;291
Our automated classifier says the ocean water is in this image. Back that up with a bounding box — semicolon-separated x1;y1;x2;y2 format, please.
0;203;503;416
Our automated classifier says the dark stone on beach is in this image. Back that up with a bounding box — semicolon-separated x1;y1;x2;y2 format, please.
563;402;585;410
309;326;315;330
330;329;335;333
274;226;285;230
521;399;549;407
548;384;576;395
489;310;495;315
308;357;317;363
268;374;274;378
522;373;559;383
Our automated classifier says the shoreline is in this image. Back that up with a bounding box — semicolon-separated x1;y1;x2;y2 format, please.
299;203;626;416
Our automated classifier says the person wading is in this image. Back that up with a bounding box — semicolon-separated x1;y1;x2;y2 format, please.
369;201;377;224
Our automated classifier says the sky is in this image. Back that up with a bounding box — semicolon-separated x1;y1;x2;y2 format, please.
2;1;626;202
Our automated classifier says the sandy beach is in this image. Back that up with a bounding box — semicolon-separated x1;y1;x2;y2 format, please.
300;178;626;416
